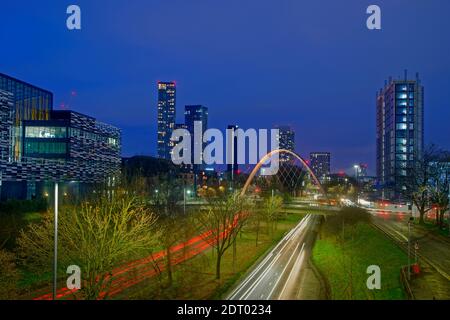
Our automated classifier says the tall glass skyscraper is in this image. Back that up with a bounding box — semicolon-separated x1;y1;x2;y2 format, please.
157;81;176;160
310;152;331;181
376;72;424;199
185;105;208;171
275;125;295;162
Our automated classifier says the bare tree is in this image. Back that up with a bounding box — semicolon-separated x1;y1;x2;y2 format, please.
429;152;450;229
196;192;252;280
18;192;159;300
149;175;188;286
263;195;283;237
403;145;441;224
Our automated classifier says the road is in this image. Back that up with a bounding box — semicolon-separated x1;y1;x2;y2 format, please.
371;211;450;281
370;211;450;299
228;214;322;300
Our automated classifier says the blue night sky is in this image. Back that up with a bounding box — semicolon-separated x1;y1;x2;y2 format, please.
1;0;450;175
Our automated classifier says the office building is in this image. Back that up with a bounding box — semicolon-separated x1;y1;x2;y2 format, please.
227;125;239;180
376;72;424;199
0;73;121;200
185;105;208;171
0;73;53;161
275;125;295;162
157;81;176;160
310;152;331;181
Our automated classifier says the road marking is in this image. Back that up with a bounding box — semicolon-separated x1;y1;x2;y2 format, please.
228;214;310;299
267;242;305;300
278;243;306;299
395;230;408;242
240;217;310;300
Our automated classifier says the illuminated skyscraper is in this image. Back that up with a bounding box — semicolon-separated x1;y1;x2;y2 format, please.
275;125;295;162
376;72;424;199
310;152;331;181
185;105;208;171
157;81;176;160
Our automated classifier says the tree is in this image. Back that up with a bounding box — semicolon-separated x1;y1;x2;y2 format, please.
263;195;283;237
252;201;265;247
149;175;192;287
403;145;441;224
0;249;19;299
18;192;158;300
429;153;450;229
196;192;252;280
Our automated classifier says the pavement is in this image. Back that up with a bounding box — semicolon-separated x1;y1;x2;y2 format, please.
227;214;324;300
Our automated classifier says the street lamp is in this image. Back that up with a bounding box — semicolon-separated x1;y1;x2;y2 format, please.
184;188;191;215
408;216;414;280
53;182;59;300
353;165;360;204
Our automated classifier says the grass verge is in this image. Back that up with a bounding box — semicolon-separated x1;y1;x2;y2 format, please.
312;219;408;300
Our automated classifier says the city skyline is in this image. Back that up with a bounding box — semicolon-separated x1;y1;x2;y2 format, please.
1;1;450;175
0;1;449;304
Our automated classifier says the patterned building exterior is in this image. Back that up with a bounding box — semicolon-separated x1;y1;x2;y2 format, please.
376;72;424;199
0;74;121;200
0;90;14;164
0;73;53;161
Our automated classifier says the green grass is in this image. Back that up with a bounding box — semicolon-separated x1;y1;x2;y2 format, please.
312;223;408;300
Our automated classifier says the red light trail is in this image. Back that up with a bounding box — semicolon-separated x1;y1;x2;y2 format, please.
33;226;231;300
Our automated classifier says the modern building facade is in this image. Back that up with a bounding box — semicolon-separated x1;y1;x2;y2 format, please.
310;152;331;182
185;105;208;171
0;73;121;200
275;125;295;162
376;72;424;199
0;73;53;161
157;81;176;160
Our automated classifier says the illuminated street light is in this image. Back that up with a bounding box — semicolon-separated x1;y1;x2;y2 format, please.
184;188;192;215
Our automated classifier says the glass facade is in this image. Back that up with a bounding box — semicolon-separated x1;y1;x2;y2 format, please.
376;74;424;199
25;126;67;139
185;105;208;171
24;141;67;155
157;82;176;160
0;73;53;161
276;125;296;162
310;152;331;181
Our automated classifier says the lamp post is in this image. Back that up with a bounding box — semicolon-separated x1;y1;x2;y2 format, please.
53;182;59;300
408;217;414;280
183;188;191;215
353;165;360;204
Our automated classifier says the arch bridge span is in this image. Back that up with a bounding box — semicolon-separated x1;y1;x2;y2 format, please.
240;149;326;197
